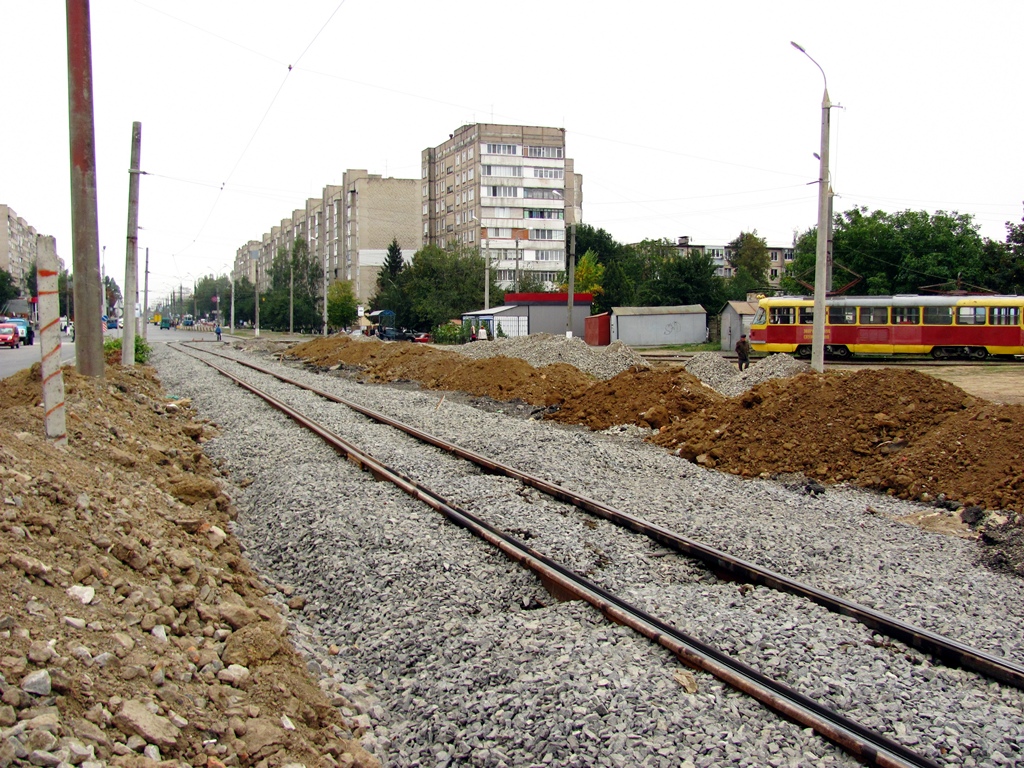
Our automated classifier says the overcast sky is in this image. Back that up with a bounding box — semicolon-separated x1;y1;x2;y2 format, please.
2;0;1022;302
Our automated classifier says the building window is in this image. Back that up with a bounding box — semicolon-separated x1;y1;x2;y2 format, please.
530;229;563;240
485;185;519;197
534;248;565;262
491;207;513;218
485;143;518;155
525;209;563;219
523;187;564;200
482;165;523;177
532;167;564;179
526;146;563;159
490;228;513;238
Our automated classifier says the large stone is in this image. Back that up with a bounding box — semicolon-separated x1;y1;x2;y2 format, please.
113;700;180;749
240;718;285;758
218;603;257;630
21;670;51;696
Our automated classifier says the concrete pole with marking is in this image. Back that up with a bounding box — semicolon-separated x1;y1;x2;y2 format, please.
37;236;67;448
122;121;141;365
141;247;149;341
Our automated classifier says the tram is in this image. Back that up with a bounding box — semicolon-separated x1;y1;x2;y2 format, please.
748;294;1024;359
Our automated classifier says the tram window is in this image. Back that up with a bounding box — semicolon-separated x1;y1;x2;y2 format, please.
753;308;766;325
828;307;855;324
798;307;814;324
956;306;986;325
859;306;888;325
892;306;920;324
769;306;795;325
990;306;1021;326
923;306;953;325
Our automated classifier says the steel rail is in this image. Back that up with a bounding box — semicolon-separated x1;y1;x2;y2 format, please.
173;343;940;768
182;342;1024;693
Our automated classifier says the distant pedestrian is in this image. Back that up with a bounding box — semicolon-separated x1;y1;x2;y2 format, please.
477;324;488;341
735;333;751;372
215;324;222;342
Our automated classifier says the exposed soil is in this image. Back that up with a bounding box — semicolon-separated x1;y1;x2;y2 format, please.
0;361;378;768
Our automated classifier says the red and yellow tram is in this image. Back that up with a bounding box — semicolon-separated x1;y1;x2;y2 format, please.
749;295;1024;360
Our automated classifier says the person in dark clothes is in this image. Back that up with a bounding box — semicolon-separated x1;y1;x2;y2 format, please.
735;334;751;372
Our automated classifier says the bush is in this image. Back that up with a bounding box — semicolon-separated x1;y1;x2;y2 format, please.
430;323;464;345
103;337;152;364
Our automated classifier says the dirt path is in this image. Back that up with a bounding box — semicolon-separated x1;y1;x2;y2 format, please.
920;364;1024;405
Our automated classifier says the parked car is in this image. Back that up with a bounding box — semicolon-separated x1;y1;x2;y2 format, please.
377;327;414;341
0;323;19;349
412;332;431;343
160;318;171;330
6;317;33;346
107;318;118;330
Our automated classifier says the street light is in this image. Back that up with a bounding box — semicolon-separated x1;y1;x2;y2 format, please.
791;40;832;373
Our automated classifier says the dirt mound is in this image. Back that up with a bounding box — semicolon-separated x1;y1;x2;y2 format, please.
286;336;594;407
548;367;724;431
649;368;1015;505
0;362;377;768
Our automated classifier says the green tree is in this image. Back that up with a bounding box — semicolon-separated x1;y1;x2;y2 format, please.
980;207;1024;294
382;244;488;329
381;238;405;282
327;280;358;329
659;248;726;311
263;238;323;331
726;231;770;299
781;207;991;296
0;269;18;308
102;276;122;316
556;249;605;296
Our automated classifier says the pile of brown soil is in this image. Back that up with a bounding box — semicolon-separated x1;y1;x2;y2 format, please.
0;362;377;768
547;367;724;431
288;337;592;407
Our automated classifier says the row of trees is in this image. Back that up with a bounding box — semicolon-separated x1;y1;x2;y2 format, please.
781;207;1024;296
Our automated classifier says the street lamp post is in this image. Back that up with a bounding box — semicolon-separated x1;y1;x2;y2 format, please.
791;41;832;373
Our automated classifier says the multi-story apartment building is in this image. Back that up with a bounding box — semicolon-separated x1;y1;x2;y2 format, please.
672;236;794;287
1;204;42;291
235;172;419;305
422;124;583;290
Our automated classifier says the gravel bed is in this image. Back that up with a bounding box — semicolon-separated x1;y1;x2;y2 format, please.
685;351;812;397
450;333;648;380
154;343;1024;768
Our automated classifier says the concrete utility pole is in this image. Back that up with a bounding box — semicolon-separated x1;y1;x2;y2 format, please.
122;121;141;366
37;236;68;448
566;224;576;338
792;41;832;373
289;257;294;334
66;0;104;377
230;275;235;334
483;240;490;310
142;247;149;341
254;262;260;338
322;255;328;336
514;238;520;292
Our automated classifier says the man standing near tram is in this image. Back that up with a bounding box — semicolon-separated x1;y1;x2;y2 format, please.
735;333;751;372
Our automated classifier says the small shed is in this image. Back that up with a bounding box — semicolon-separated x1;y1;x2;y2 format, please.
464;293;593;338
609;305;706;346
720;300;758;351
584;312;610;346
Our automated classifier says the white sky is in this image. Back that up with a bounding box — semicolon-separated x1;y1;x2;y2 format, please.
2;0;1022;302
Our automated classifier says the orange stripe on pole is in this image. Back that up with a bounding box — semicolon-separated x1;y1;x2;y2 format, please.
41;319;59;332
42;348;61;363
39;290;59;296
44;403;66;418
38;269;58;277
43;368;63;384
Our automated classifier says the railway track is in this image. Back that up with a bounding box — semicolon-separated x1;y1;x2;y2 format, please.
169;341;1024;766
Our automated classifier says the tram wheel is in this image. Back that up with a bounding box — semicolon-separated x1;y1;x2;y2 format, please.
795;345;812;358
930;347;947;360
969;347;988;360
829;345;851;359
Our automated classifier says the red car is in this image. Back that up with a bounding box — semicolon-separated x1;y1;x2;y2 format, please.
412;332;431;343
0;323;20;349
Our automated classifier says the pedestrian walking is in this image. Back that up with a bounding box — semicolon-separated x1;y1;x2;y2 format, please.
215;323;222;342
735;333;751;372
